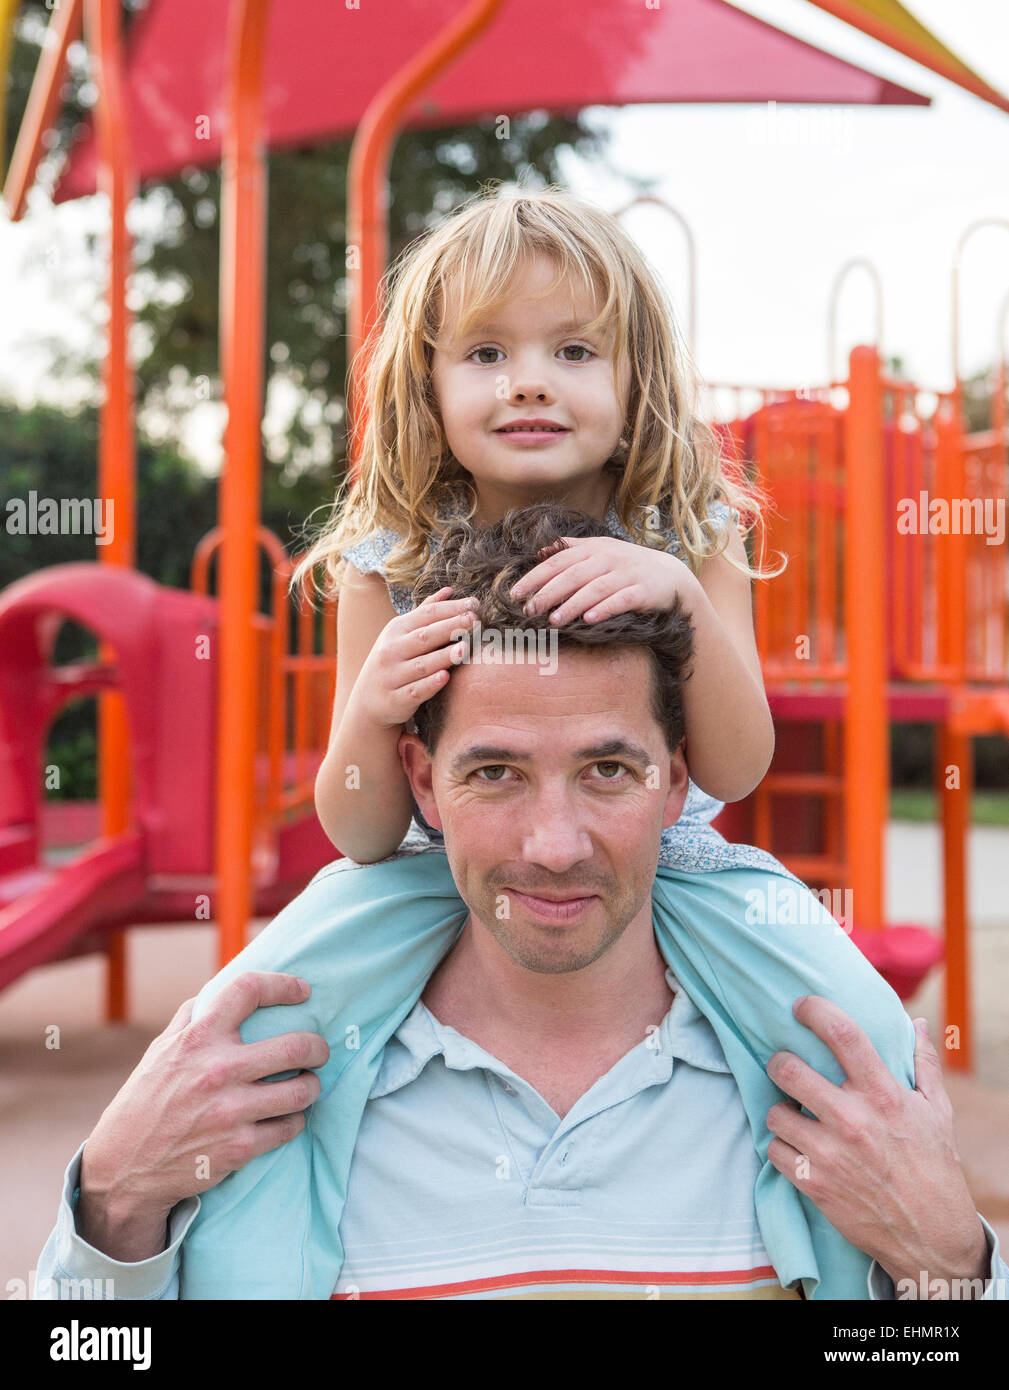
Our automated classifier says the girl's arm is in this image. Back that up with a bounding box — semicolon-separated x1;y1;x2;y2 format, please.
314;565;414;862
314;566;478;862
511;521;774;805
676;521;775;802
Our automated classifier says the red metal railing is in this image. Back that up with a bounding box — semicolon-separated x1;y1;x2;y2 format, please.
191;528;337;857
703;367;1009;691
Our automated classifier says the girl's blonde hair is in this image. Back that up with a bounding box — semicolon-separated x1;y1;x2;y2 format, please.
290;181;783;605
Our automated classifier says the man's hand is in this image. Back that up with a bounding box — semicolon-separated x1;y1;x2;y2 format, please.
75;971;330;1262
764;996;988;1296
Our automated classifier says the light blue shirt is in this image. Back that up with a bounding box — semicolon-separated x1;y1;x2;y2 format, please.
334;967;799;1300
35;962;1007;1300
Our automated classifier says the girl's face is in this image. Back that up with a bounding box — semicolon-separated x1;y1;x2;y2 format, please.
431;253;630;525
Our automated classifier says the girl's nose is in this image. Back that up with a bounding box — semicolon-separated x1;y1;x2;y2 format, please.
508;360;554;404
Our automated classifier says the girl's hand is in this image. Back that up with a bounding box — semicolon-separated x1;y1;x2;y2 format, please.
509;537;686;624
351;587;479;729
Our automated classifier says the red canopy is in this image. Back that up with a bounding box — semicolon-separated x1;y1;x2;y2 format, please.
52;0;929;204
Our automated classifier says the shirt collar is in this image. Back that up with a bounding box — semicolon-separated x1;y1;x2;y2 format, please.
370;962;731;1101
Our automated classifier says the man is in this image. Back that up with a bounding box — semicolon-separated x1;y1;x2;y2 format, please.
36;504;1006;1300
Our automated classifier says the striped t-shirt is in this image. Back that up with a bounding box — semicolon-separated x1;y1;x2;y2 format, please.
332;967;802;1300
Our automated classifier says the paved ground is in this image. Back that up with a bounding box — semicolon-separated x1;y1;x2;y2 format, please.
2;822;1007;1295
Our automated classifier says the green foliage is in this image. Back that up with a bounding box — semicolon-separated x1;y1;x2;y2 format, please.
0;399;211;588
3;11;607;803
0;396;360;795
43;708;98;801
9;9;1001;809
7;7;605;479
890;724;1009;792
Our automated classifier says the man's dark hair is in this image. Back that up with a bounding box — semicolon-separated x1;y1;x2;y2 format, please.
410;502;694;754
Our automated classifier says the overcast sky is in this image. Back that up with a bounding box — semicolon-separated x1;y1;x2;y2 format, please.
1;0;1008;471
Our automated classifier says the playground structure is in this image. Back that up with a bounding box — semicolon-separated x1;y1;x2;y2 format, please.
710;347;1009;1070
0;537;338;991
1;339;1005;1072
0;0;1007;1077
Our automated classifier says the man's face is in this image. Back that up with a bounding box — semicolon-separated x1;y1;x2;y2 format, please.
399;645;688;975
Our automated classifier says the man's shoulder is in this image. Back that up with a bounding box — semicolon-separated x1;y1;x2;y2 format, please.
188;849;460;1084
187;862;363;1060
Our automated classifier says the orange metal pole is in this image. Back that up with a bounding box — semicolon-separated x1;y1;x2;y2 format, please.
2;0;83;220
791;401;808;664
935;395;967;687
0;3;20;177
890;387;910;677
815;405;837;671
268;558;288;826
86;0;136;1022
827;257;883;385
994;360;1008;678
295;599;312;792
191;524;289;832
936;385;971;1071
844;346;886;931
215;0;271;968
939;720;972;1072
346;0;505;483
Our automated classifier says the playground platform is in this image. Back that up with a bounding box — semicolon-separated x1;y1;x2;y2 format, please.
1;818;1007;1297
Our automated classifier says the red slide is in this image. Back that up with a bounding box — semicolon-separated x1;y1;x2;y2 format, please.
0;833;147;991
0;562;338;996
0;565;226;993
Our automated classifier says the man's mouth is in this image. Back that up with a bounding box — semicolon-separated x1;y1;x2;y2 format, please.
506;888;599;922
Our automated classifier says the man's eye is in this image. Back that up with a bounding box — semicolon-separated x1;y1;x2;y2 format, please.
592;761;627;780
468;346;503;364
473;765;510;782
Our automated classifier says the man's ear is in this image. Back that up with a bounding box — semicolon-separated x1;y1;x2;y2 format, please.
660;739;691;831
398;731;444;832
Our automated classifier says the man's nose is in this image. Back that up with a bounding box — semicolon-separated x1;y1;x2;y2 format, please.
520;790;594;874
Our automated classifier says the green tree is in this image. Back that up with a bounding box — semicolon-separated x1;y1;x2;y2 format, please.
3;6;611;801
0;397;335;796
6;3;608;486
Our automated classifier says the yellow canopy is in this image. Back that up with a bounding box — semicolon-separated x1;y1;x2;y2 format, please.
0;0;18;170
806;0;1009;112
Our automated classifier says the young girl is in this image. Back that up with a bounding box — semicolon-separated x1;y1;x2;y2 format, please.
183;184;919;1299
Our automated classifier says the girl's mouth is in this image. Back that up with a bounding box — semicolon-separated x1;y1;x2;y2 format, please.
494;428;570;445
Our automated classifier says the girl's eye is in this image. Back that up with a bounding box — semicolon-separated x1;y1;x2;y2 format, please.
466;343;595;365
560;343;594;362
